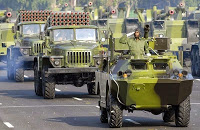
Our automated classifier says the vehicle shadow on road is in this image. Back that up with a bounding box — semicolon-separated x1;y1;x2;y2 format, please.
55;92;98;99
46;116;178;128
0;75;34;83
0;89;44;99
0;89;98;100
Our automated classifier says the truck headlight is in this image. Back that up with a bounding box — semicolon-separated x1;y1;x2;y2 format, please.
20;48;29;55
50;57;63;67
159;34;164;38
54;59;61;66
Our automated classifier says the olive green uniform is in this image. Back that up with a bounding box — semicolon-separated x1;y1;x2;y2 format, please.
119;35;148;58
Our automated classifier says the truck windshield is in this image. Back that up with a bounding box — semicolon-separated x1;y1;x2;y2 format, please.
22;24;41;35
154;21;165;29
53;29;74;41
76;29;97;41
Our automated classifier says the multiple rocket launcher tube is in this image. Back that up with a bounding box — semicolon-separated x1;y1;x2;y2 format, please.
19;10;90;26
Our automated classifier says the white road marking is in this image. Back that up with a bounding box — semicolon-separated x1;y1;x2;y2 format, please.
55;88;61;92
3;122;14;128
96;106;100;108
73;97;83;101
0;103;2;105
0;105;95;108
125;119;141;125
24;75;29;78
191;103;200;105
195;79;200;81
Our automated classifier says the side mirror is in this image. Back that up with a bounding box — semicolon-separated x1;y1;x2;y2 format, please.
12;26;15;33
45;36;50;47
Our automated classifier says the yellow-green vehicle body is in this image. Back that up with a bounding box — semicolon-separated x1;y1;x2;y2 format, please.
97;54;193;108
0;23;15;61
0;10;16;61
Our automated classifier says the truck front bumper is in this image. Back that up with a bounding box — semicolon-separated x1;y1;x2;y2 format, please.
47;67;98;74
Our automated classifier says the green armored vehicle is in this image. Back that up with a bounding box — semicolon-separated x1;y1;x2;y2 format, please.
96;26;193;128
7;10;51;81
34;12;106;99
0;10;16;62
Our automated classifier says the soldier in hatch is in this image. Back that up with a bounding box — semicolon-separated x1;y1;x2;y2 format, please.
119;29;149;58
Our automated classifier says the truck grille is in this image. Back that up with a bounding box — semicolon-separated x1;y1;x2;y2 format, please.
34;43;44;54
67;51;91;64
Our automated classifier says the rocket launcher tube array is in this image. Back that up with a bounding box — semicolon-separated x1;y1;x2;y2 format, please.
49;12;90;26
19;10;52;22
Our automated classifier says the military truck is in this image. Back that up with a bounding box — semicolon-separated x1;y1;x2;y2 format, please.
7;10;51;81
34;12;106;98
0;10;16;62
96;26;193;128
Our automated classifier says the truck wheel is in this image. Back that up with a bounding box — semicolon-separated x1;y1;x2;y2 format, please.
7;63;14;80
175;96;190;127
162;109;175;122
100;107;108;123
108;96;123;128
15;68;24;82
87;82;96;95
34;64;42;96
195;50;200;76
42;69;55;99
191;49;196;76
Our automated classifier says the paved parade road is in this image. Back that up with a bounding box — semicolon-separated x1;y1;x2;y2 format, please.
0;63;199;130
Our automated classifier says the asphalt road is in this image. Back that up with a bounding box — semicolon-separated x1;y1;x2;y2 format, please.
0;63;199;130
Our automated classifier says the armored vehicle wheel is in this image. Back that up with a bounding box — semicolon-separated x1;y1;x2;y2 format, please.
195;50;200;76
42;67;55;99
162;109;175;122
34;64;42;96
107;95;123;128
175;96;190;127
15;67;24;82
191;49;196;76
87;82;96;95
100;107;108;123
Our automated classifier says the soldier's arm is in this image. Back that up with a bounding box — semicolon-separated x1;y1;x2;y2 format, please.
119;35;128;44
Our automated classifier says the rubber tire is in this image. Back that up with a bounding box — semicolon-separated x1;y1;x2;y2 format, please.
42;68;55;99
162;109;175;122
87;82;96;95
100;107;108;123
34;64;42;96
7;62;14;80
15;68;24;82
195;50;200;76
175;96;191;127
108;96;123;128
191;49;196;76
